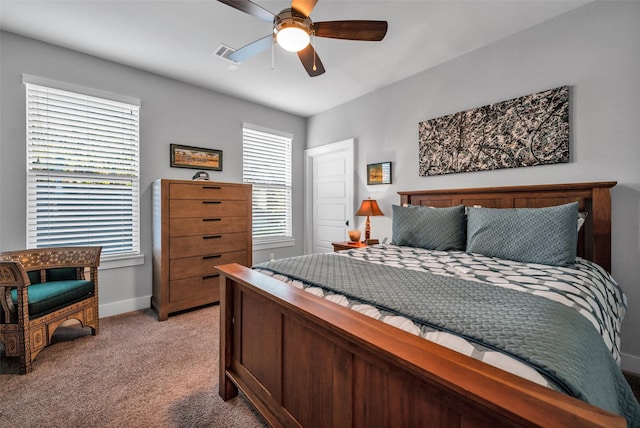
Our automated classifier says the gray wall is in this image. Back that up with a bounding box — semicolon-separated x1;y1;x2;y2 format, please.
307;2;640;370
0;31;306;316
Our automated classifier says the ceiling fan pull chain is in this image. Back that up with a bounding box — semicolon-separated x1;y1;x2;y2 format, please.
312;34;317;71
271;38;275;71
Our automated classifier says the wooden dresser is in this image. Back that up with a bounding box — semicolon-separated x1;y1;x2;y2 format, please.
152;179;252;321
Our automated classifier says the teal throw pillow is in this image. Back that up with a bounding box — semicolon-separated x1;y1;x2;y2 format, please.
466;202;579;266
392;204;466;251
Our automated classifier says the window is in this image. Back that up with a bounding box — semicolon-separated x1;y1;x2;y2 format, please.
25;77;140;258
242;125;293;248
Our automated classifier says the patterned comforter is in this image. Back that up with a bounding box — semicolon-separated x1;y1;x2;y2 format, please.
254;244;638;423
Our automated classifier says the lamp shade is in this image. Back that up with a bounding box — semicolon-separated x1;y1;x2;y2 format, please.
355;199;384;217
355;198;383;244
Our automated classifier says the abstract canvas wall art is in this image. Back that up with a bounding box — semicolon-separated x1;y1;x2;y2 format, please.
418;86;569;176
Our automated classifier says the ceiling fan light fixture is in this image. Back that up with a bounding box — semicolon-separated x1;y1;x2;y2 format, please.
274;8;313;52
276;26;310;52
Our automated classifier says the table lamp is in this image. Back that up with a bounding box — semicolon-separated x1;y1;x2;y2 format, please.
355;198;384;244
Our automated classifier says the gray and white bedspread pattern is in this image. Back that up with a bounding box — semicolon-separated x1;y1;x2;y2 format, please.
340;244;626;363
255;244;627;390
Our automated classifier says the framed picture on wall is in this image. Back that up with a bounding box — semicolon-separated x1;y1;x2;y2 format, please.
367;162;392;185
170;144;222;171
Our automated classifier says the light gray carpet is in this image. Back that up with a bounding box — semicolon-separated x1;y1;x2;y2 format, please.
0;305;267;427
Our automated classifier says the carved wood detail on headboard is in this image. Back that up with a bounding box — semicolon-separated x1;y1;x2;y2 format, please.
398;182;616;272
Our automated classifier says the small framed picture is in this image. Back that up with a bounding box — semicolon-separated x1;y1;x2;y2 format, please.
170;144;222;171
367;161;392;185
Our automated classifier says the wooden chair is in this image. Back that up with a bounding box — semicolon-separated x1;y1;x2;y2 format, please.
0;246;101;374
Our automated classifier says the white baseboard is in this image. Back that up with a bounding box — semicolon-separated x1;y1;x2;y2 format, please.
99;296;150;318
621;352;640;374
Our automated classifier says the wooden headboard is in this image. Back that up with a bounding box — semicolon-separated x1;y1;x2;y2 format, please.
398;181;616;272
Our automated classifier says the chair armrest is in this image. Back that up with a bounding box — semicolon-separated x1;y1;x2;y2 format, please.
0;261;30;323
0;260;30;287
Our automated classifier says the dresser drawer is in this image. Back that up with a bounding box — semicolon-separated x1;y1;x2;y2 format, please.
169;274;220;304
169;216;247;237
169;183;251;200
169;232;247;258
169;199;247;218
170;250;248;280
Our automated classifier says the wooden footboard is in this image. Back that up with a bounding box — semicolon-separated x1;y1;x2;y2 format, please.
217;263;624;428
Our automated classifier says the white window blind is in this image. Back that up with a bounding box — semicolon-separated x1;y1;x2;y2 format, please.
242;126;292;243
25;82;140;256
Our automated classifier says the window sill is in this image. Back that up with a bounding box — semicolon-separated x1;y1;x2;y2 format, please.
99;253;145;270
253;238;295;251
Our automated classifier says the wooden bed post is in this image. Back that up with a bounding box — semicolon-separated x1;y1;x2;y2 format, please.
591;185;613;273
219;273;238;400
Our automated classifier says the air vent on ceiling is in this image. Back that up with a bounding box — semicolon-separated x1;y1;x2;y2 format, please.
214;44;240;65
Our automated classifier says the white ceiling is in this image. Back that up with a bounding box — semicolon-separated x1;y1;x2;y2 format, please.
0;0;589;117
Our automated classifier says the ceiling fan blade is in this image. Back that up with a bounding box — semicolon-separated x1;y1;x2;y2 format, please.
314;21;388;41
217;0;275;23
227;35;273;63
291;0;318;17
297;44;325;77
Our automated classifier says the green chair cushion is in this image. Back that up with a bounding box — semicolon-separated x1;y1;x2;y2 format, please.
11;280;94;317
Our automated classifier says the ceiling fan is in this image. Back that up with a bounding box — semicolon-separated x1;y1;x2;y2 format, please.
218;0;388;77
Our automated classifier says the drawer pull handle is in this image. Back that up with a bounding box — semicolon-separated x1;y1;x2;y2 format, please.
203;235;222;240
203;254;222;260
202;200;222;205
203;274;220;280
202;218;222;222
202;186;222;190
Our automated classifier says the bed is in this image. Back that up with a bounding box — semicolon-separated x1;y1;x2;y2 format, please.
216;181;639;427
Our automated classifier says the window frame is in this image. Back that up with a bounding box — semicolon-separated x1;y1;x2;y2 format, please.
242;123;294;251
23;75;142;266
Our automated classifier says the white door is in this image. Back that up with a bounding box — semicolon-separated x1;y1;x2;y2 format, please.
304;139;354;254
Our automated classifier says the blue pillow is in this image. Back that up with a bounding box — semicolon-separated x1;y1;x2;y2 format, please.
391;204;466;251
466;202;579;266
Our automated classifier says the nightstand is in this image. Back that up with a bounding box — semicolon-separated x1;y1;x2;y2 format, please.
331;241;368;252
